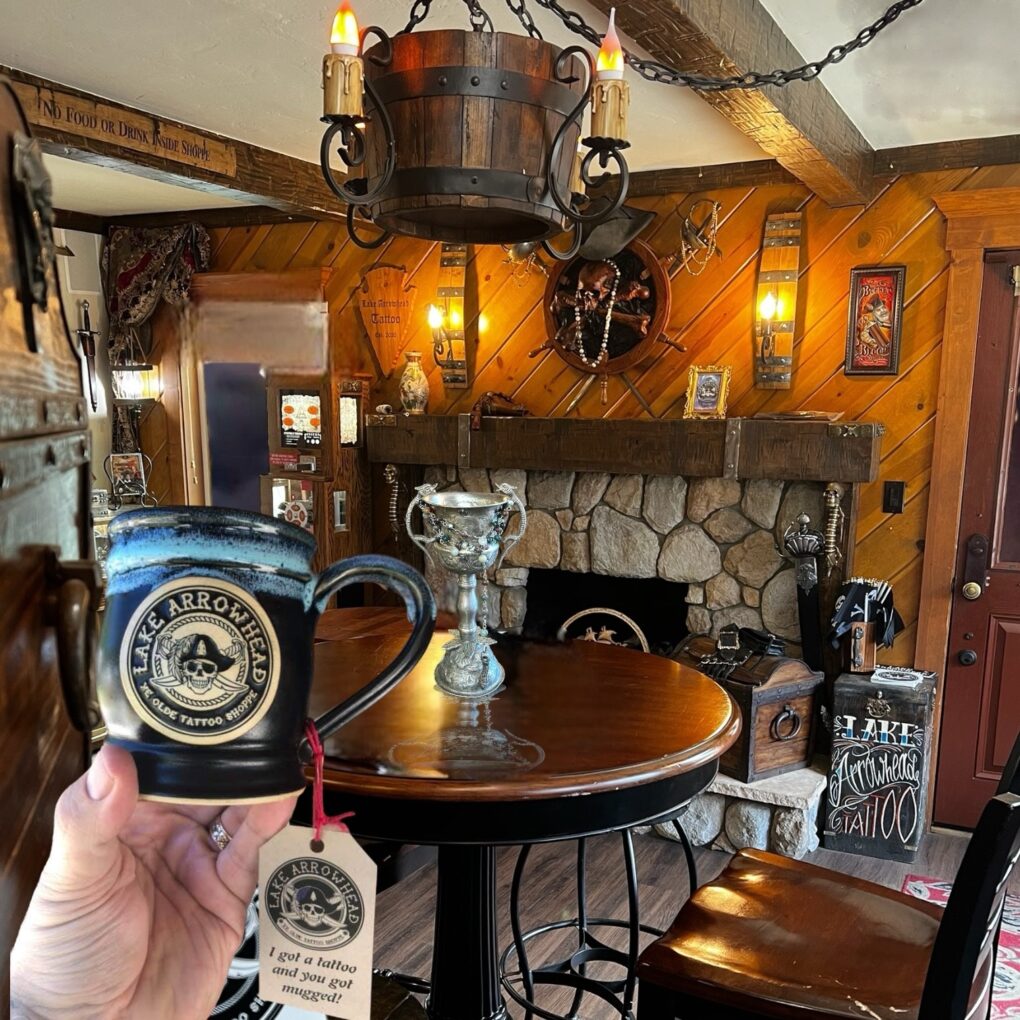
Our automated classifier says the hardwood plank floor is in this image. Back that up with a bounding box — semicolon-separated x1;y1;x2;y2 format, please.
374;828;979;1019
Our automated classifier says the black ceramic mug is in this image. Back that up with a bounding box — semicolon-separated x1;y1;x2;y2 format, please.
97;506;436;802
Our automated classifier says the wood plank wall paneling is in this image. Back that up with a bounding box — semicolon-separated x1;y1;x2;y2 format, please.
207;162;1020;667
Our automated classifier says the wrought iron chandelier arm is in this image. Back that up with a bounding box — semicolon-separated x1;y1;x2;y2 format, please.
346;204;389;249
540;219;582;261
531;0;925;92
320;26;396;211
544;47;628;229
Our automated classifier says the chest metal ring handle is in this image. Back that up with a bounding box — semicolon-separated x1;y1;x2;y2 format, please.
770;704;802;742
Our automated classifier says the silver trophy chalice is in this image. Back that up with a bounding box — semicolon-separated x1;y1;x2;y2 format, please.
406;483;526;698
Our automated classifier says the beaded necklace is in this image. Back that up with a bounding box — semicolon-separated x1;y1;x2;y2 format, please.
573;259;619;368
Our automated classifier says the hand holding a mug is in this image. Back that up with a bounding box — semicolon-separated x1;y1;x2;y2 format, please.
11;745;296;1020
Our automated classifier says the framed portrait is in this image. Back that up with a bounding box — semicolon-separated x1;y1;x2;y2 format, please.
683;365;731;419
109;452;145;487
844;265;905;376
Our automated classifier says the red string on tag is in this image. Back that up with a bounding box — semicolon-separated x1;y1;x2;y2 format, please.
304;719;354;846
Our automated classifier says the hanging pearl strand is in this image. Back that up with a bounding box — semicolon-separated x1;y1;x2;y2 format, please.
573;259;620;369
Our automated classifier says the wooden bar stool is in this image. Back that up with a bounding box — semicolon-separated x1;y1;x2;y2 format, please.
635;790;1020;1020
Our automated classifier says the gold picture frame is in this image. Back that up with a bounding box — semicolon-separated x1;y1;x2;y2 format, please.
683;364;731;419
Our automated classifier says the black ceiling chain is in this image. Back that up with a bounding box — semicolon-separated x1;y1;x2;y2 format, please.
530;0;926;91
462;0;495;32
401;0;431;35
505;0;544;39
398;0;924;90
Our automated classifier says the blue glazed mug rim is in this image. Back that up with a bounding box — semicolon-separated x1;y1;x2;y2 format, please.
108;505;317;553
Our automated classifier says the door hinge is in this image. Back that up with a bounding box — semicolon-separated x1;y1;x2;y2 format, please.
1010;264;1020;297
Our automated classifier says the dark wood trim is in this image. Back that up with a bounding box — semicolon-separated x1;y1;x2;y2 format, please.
622;160;796;198
107;206;315;230
4;66;342;221
917;187;1020;827
53;208;107;234
365;415;883;483
877;135;1020;176
584;0;875;206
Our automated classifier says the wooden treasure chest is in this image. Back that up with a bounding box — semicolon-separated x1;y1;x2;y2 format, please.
674;636;824;784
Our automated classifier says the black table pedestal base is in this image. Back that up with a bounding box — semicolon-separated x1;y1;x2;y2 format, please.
427;845;508;1020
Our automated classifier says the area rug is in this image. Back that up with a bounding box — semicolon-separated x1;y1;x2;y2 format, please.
902;874;1020;1018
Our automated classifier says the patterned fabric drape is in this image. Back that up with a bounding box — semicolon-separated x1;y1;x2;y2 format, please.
102;223;211;360
102;224;210;452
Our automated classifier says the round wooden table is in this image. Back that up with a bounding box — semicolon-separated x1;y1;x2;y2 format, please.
309;610;740;1020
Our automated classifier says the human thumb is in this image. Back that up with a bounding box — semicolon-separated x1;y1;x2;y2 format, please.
43;744;138;894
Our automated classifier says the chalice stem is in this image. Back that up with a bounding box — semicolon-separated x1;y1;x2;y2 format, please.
456;573;479;651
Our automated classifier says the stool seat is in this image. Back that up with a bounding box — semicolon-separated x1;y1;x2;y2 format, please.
637;849;946;1019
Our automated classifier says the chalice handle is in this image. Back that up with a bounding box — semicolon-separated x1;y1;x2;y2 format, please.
494;483;526;569
405;483;439;559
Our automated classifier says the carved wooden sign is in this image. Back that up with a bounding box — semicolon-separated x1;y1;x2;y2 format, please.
12;81;237;177
356;264;416;376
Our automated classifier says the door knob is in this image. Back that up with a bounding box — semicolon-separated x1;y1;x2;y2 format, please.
962;535;989;601
958;649;978;666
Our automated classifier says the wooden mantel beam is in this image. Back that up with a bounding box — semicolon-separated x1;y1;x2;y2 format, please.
586;0;876;207
3;66;343;221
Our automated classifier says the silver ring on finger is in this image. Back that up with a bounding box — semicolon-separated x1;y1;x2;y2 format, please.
209;817;232;852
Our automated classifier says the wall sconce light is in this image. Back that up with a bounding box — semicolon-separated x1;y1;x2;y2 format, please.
110;330;160;405
753;211;803;390
110;363;161;404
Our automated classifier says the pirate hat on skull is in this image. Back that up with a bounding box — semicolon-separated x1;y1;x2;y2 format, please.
578;200;656;260
178;633;237;672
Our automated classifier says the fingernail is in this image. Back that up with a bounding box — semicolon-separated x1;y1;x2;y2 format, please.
86;750;114;801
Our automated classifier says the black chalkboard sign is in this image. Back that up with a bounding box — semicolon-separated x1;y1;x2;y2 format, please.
823;672;936;862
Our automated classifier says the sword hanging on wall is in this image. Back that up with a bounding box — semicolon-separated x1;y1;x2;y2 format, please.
75;299;101;412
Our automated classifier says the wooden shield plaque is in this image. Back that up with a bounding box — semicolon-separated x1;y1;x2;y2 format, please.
357;264;416;376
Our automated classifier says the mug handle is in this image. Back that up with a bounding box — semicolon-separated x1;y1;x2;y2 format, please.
306;554;436;746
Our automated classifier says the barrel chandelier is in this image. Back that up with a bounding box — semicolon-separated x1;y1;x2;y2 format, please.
318;0;925;257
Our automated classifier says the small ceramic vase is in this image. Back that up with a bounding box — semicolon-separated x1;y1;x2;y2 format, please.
399;350;429;415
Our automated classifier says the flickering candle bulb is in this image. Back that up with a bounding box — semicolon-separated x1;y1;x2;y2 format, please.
427;304;445;331
759;291;778;322
322;1;364;118
590;8;630;142
330;1;359;55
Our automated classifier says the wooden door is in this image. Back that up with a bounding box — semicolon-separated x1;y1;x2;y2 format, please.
934;252;1020;828
0;81;95;1000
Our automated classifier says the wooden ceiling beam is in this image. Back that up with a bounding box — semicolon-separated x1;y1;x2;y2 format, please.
586;0;876;207
4;66;343;221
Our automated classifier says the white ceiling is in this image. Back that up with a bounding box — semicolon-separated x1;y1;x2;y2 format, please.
4;0;1016;214
43;154;247;216
763;0;1020;148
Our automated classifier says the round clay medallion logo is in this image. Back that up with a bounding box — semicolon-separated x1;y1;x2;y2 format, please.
119;577;281;745
264;858;364;951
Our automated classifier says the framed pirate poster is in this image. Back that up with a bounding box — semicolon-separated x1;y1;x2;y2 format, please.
844;265;906;376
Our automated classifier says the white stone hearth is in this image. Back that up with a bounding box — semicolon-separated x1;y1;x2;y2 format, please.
421;465;826;643
651;765;828;859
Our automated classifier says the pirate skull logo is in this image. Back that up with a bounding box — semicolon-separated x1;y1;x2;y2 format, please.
154;632;247;696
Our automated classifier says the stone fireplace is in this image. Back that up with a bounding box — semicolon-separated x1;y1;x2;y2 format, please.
420;464;828;649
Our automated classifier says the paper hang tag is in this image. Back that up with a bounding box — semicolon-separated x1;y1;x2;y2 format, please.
259;826;377;1019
